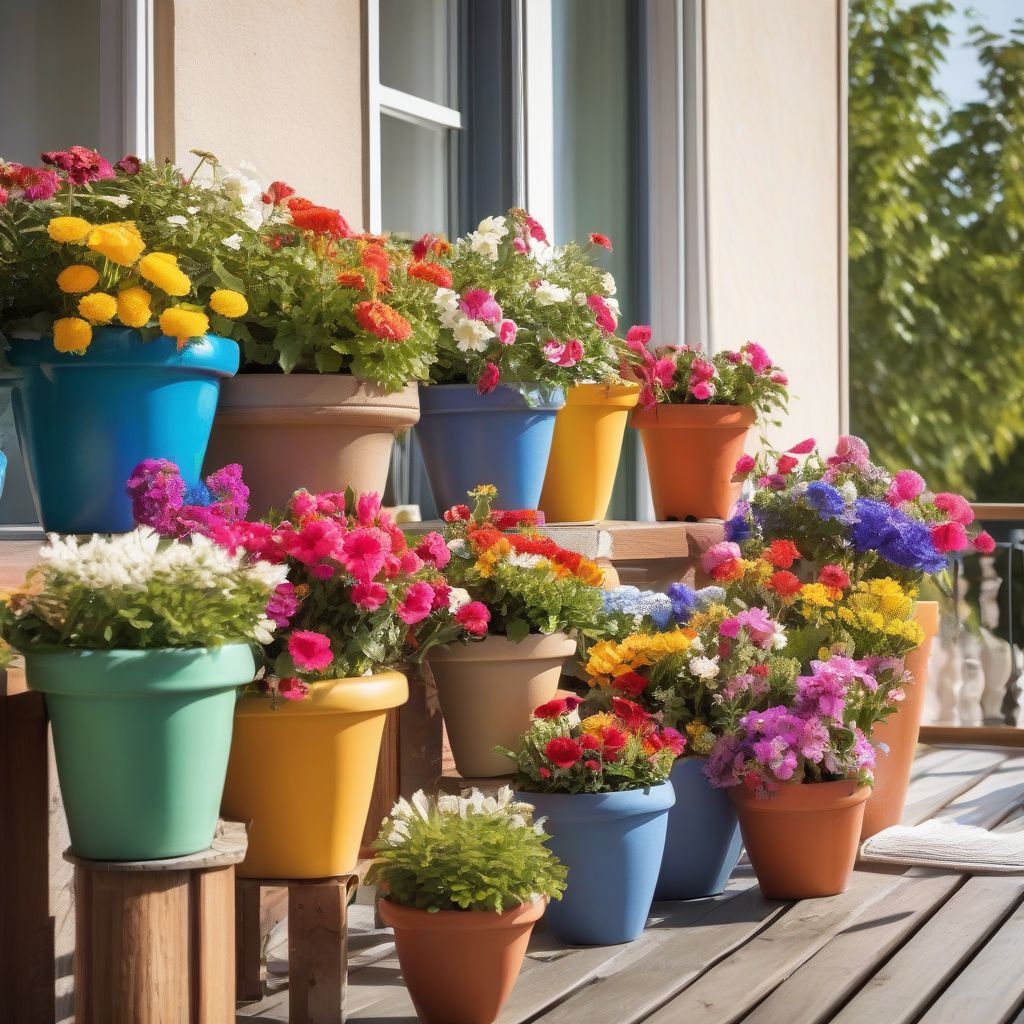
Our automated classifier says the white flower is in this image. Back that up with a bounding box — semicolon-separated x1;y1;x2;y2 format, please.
772;627;788;650
534;280;570;306
219;166;262;208
96;193;132;208
468;230;501;262
839;481;858;503
166;215;188;227
476;215;507;238
508;552;544;569
432;288;462;330
221;234;242;251
574;292;588;306
453;317;494;353
606;296;621;318
689;655;720;680
186;206;200;215
238;205;264;230
447;540;471;560
447;587;472;611
602;271;617;296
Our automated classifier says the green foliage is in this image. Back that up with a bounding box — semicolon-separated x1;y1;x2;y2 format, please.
368;788;566;913
850;0;1024;494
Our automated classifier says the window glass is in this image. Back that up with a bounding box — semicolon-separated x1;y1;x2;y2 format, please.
380;115;452;242
379;0;456;107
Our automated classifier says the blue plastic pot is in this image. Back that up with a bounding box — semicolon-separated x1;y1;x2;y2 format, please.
416;383;565;511
517;784;675;945
656;756;743;900
5;328;238;533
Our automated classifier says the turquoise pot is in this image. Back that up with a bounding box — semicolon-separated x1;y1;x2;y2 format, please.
25;645;255;861
5;328;238;534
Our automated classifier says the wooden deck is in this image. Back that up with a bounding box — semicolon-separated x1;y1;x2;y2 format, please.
240;745;1024;1024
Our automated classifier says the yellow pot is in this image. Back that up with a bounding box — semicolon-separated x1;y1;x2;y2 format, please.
539;382;639;522
222;672;408;879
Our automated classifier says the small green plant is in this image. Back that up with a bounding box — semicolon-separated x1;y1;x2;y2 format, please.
368;788;566;913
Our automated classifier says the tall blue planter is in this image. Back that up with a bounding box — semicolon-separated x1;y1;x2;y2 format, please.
656;757;743;900
517;784;674;945
4;328;238;534
416;383;564;512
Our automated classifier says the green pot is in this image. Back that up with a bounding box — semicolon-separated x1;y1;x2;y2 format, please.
25;644;255;861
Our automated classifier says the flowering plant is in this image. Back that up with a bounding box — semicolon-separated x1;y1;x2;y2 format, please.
727;435;993;588
0;529;285;651
440;485;606;643
220;174;444;390
428;210;623;394
499;696;684;794
367;787;565;913
0;148;254;353
622;329;789;417
597;582;726;640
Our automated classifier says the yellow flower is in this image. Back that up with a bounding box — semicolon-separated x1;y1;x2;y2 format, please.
138;252;191;296
57;264;100;293
471;484;497;497
209;289;248;318
117;286;153;329
53;317;93;354
77;292;117;324
581;712;615;735
584;629;693;685
799;583;835;609
87;222;145;266
159;307;209;347
48;216;93;243
473;538;511;578
685;721;716;756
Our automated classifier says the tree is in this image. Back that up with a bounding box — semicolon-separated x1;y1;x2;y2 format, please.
849;0;1024;496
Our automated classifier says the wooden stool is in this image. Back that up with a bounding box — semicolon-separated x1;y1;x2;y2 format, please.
236;873;360;1023
67;820;247;1024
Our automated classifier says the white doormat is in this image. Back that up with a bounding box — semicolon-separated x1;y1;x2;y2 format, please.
860;819;1024;873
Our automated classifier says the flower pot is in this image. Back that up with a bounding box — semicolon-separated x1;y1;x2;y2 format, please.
416;383;565;511
861;600;940;840
539;382;639;523
729;779;869;899
429;632;576;779
221;672;408;878
631;403;755;521
205;373;420;516
5;328;238;533
655;756;743;900
24;644;255;861
516;784;675;944
378;897;545;1024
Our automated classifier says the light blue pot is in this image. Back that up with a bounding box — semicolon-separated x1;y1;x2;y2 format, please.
6;328;238;533
655;756;743;900
415;383;565;511
517;784;675;945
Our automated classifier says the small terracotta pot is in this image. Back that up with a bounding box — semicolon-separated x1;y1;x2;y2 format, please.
205;373;419;515
429;632;576;778
861;600;940;840
539;382;640;522
378;897;545;1024
631;403;755;520
729;779;869;899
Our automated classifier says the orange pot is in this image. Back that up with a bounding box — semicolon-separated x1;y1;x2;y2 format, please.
631;404;755;520
860;600;940;840
378;897;545;1024
729;779;869;899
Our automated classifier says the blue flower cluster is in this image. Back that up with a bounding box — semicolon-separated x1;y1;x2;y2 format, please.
804;481;847;521
850;498;946;574
602;583;726;631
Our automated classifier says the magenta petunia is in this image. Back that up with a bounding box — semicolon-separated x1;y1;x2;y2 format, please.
356;491;382;526
340;527;389;582
415;532;451;569
477;361;500;395
288;630;333;672
931;521;968;554
459;288;503;324
455;600;490;636
352;581;388;611
396;581;434;625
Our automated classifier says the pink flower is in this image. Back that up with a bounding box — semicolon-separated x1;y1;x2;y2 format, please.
690;381;715;401
352;581;388;611
818;564;850;590
660;727;687;756
282;518;344;566
415;532;451;569
430;581;452;609
788;438;816;455
525;214;548;242
974;531;996;555
289;630;333;672
459;288;503;323
397;581;434;625
589;232;613;251
42;146;114;185
311;563;335;580
757;473;787;490
638;384;656;409
769;371;788;385
719;617;741;639
477;361;500;395
587;294;617;334
887;470;926;506
289;490;318;522
931;521;968;554
455;601;490;637
277;677;309;701
0;186;7;206
744;342;773;374
400;550;423;574
691;358;715;382
827;435;871;471
734;454;756;476
512;236;528;254
266;582;300;628
933;492;975;526
543;339;584;367
498;319;518;345
116;154;142;175
14;165;60;201
725;351;743;364
340;527;389;582
357;491;382;525
703;541;742;574
626;325;652;349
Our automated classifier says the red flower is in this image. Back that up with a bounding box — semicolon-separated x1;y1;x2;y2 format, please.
443;504;472;523
584;759;601;771
477;361;500;396
288;197;350;237
544;737;583;769
116;154;142;175
788;437;816;454
611;671;648;697
598;725;628;761
580;733;601;750
776;455;799;475
354;300;413;342
611;696;652;731
534;698;571;719
277;676;309;701
751;664;770;678
412;232;450;260
734;454;756;477
407;260;453;288
455;601;490;637
708;559;743;583
538;766;552;779
361;243;392;291
931;521;968;554
336;270;367;289
42;146;114;185
589;232;613;251
818;564;850;590
261;180;295;206
768;570;802;597
764;539;802;569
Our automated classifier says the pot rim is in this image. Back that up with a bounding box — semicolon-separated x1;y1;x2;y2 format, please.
727;778;870;811
234;670;408;717
378;895;547;931
427;631;576;663
630;403;756;429
515;781;676;820
418;381;566;413
563;382;640;408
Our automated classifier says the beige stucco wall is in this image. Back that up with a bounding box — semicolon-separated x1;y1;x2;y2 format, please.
702;0;846;450
154;0;366;225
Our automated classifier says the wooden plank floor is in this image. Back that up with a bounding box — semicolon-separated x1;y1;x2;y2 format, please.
238;746;1024;1023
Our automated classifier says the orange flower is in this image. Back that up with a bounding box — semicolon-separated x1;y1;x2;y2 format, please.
407;260;453;289
287;197;350;238
354;300;412;342
360;243;391;292
336;270;367;289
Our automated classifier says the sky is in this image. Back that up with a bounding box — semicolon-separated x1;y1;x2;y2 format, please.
936;0;1023;105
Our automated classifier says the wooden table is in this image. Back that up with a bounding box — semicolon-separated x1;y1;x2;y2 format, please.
240;744;1024;1024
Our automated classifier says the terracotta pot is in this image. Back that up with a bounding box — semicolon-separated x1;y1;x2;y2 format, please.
729;779;869;899
539;382;640;522
378;898;544;1024
860;600;940;840
631;403;755;520
205;373;419;515
429;632;576;778
221;672;408;878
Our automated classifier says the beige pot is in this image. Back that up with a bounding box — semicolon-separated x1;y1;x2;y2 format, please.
429;632;577;778
205;373;420;514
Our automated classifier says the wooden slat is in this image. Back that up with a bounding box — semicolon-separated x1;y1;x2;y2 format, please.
287;880;351;1024
193;867;235;1024
920;726;1024;748
899;749;1008;826
929;755;1024;828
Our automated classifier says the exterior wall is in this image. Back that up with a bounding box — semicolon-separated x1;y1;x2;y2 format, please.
702;0;847;449
154;0;366;224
